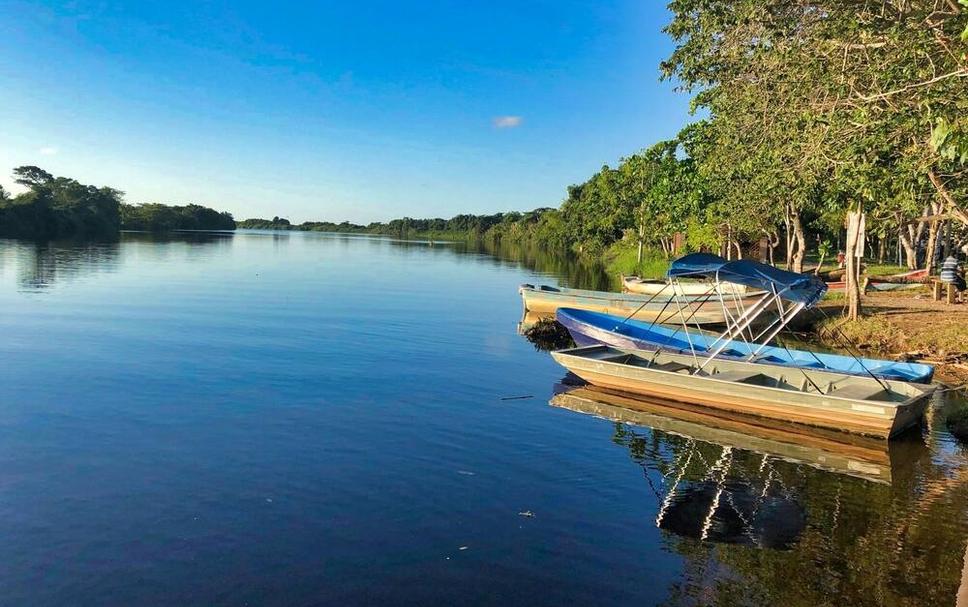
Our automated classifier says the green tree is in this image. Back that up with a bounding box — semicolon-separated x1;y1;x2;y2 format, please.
662;0;968;272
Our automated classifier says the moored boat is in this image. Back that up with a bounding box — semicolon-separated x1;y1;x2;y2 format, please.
555;307;934;383
622;275;748;296
550;345;934;438
825;268;929;293
519;283;752;325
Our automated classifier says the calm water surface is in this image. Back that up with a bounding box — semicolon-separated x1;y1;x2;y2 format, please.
1;231;967;606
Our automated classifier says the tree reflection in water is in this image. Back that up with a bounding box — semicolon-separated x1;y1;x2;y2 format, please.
1;232;233;291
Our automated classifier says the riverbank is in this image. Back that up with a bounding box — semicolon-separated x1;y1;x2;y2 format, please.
813;291;968;385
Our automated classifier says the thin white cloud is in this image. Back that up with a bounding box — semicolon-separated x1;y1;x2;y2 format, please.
39;146;59;156
492;116;522;129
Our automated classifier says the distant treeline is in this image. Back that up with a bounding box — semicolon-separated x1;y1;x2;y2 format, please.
0;166;236;238
237;210;565;243
121;203;235;232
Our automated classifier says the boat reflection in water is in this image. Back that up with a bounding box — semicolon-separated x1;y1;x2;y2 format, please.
551;385;933;550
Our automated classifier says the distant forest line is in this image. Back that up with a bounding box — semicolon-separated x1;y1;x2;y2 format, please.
0;166;236;239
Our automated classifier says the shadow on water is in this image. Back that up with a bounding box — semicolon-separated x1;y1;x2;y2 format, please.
550;383;968;606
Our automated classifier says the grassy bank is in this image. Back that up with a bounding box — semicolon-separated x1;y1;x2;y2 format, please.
602;240;670;280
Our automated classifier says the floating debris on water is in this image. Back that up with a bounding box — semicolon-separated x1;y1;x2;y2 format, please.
518;510;535;518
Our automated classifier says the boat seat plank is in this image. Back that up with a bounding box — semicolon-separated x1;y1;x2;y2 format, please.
600;354;633;363
654;361;692;374
830;384;887;402
713;370;762;384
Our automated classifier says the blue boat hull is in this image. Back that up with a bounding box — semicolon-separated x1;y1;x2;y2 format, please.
556;308;934;384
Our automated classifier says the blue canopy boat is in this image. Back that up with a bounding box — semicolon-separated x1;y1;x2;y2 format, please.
556;308;934;383
555;253;934;384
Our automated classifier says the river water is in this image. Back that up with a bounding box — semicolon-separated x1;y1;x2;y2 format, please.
0;230;966;606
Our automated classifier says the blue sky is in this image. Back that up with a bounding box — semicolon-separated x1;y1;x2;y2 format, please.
0;1;691;223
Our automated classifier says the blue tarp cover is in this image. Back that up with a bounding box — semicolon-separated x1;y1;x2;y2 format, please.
667;253;827;307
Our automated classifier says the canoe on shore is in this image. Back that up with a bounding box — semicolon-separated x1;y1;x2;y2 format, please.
555;307;934;383
519;283;753;325
622;275;748;296
825;268;929;293
550;345;935;439
550;386;927;484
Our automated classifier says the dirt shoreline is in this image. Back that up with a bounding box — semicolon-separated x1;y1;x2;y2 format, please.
809;291;968;386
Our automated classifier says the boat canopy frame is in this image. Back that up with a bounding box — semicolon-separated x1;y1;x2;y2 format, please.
616;253;892;394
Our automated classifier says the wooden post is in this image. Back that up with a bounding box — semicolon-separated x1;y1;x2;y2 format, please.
934;281;944;301
948;283;957;305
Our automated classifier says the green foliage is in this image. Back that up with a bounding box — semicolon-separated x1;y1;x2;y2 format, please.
931;117;968;165
603;240;670;280
558;139;708;255
121;203;235;232
0;166;122;239
236;209;576;248
0;166;234;238
663;0;968;269
237;217;292;229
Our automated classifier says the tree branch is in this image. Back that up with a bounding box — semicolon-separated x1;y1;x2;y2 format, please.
928;169;968;227
853;68;968;102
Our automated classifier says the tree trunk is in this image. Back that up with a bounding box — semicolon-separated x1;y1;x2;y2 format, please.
928;169;968;227
845;211;864;321
943;220;952;259
899;232;918;269
898;207;929;269
790;208;806;274
762;230;779;266
925;213;940;274
924;202;944;274
783;204;793;270
877;236;886;264
637;221;645;264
